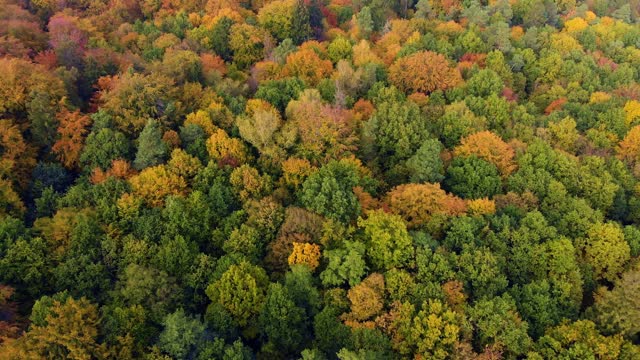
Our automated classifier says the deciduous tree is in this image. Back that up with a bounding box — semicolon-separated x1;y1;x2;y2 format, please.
388;51;462;94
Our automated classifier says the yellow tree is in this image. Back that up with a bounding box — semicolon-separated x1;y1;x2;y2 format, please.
206;128;250;167
453;131;516;176
342;273;385;327
288;242;321;271
616;125;640;165
0;297;108;360
388;51;462;94
624;100;640;127
129;165;187;207
237;99;282;153
385;183;466;229
283;48;333;86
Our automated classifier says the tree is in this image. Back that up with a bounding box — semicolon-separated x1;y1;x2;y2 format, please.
229;23;268;69
100;72;174;135
405;139;445;184
288;242;321;271
466;69;504;98
52;108;91;170
286;90;358;162
468;294;533;357
133;119;168;170
0;285;20;341
357;210;414;271
579;222;630;283
411;299;463;359
47;13;87;69
457;246;508;300
255;77;305;112
259;283;306;354
444;156;502;199
314;306;352;355
206;128;250;167
591;267;640;339
617;125;640;166
453;131;516;176
362;98;430;171
0;57;65;117
300;159;362;223
532;320;635;359
236;99;282;153
158;309;206;359
320;241;368;287
0;119;36;190
388;51;462;94
206;261;269;328
343;273;385;323
291;0;312;44
356;7;373;38
328;37;353;63
385;183;467;229
257;0;295;42
114;264;182;324
283;48;333;87
0;237;51;297
80;116;131;172
3;297;107;359
434;102;487;148
129;165;187;207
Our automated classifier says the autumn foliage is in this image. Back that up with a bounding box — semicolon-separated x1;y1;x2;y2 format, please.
385;183;467;228
389;51;462;94
453;131;516;176
52;108;91;169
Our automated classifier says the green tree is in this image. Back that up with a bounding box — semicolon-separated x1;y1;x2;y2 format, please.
532;320;637;359
456;246;508;300
320;241;368;287
579;222;631;283
255;77;305;113
206;261;269;328
0;237;51;297
363;99;429;171
591;267;640;339
291;0;312;45
410;299;463;359
405;139;445;184
468;294;533;357
358;210;414;271
134;119;168;170
444;156;502;199
211;17;234;61
466;69;504;98
158;309;206;359
300;160;362;223
80;114;131;171
114;264;182;324
314;306;352;355
260;283;307;354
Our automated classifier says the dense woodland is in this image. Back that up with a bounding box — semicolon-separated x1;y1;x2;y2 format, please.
1;0;640;358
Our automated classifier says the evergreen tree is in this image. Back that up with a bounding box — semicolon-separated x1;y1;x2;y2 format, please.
291;0;312;45
133;119;168;171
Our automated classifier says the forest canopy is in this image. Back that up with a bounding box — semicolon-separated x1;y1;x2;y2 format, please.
2;0;640;359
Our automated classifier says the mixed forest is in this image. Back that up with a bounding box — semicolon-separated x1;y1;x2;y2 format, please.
2;0;640;358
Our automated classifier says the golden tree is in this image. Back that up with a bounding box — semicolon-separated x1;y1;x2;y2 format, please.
389;51;462;94
385;183;466;228
453;131;516;176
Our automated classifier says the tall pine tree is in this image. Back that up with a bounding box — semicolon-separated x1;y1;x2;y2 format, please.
134;119;168;170
291;0;312;45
